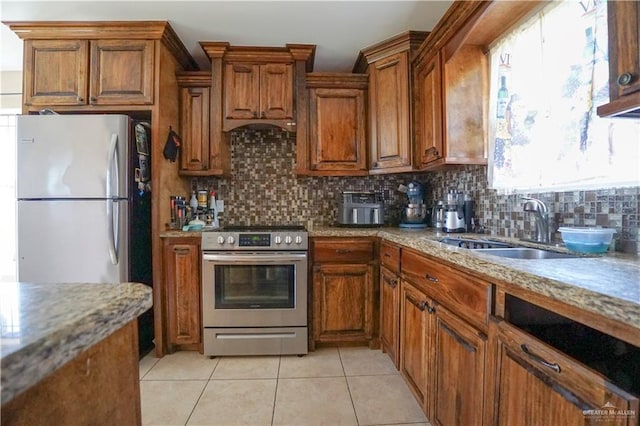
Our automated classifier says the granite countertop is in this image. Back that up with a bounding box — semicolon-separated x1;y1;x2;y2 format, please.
311;227;640;333
0;282;153;404
159;226;639;336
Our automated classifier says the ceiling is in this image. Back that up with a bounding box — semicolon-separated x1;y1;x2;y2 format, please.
0;1;454;72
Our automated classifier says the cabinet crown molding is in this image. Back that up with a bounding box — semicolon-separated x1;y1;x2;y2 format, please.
200;42;315;71
352;30;429;73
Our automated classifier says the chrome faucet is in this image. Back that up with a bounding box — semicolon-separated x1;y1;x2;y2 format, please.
521;197;550;244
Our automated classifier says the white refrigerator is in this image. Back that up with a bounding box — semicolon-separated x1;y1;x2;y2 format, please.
16;114;133;284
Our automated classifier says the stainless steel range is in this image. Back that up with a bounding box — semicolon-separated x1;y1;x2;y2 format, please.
201;226;308;356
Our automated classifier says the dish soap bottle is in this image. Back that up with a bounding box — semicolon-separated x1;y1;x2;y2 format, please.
189;190;198;212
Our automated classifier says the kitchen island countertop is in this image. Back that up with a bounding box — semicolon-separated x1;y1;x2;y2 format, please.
0;281;152;404
311;227;640;337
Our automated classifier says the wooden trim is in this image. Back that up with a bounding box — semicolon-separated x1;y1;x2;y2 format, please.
176;71;212;87
306;73;368;89
353;30;429;72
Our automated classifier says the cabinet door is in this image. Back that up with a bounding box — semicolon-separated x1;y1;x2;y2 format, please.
414;51;443;167
89;40;154;105
180;86;210;172
380;266;400;368
164;240;201;348
369;52;411;171
312;263;374;344
224;63;260;119
607;1;640;100
486;318;639;426
23;39;89;106
429;304;486;426
399;280;430;406
309;87;367;172
260;63;294;119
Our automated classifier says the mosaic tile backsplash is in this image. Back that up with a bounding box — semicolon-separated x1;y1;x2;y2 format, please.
192;128;639;254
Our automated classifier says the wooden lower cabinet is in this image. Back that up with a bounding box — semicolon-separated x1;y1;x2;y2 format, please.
312;263;375;345
163;236;202;352
485;317;639;426
429;303;486;426
1;321;141;426
399;280;430;405
380;265;400;367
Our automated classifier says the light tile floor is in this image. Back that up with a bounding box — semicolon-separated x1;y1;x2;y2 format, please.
139;347;431;426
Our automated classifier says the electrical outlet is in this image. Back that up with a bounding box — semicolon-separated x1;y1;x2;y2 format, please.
215;199;224;213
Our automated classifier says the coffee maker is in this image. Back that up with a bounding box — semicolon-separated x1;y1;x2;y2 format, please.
443;190;466;233
399;182;428;228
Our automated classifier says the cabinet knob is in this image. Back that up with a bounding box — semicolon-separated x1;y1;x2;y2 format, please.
427;305;435;314
261;112;266;119
77;96;84;103
252;111;258;118
617;72;635;87
90;96;97;103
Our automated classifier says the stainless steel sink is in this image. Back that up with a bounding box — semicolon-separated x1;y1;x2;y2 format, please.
474;247;580;259
439;237;513;249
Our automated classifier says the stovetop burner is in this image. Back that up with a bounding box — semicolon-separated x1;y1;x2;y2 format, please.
221;225;306;232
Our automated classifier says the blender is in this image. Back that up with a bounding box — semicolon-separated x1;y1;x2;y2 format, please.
399;182;428;228
443;189;466;233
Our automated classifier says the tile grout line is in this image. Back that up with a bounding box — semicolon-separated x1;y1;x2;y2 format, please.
271;355;282;426
183;355;219;426
337;347;361;426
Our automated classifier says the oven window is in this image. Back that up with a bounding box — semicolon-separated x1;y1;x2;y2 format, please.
214;264;295;309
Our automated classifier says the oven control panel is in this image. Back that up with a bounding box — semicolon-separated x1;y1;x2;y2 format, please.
202;230;308;251
239;234;271;247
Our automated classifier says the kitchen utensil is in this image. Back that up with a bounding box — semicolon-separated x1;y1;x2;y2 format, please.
558;227;616;253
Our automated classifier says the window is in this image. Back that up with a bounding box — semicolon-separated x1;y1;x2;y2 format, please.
488;0;639;192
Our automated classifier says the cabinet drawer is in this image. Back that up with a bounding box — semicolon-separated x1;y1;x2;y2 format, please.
312;238;375;263
380;241;400;273
401;248;490;329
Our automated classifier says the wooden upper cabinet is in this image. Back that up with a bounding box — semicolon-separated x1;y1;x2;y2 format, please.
22;39;154;107
354;31;428;174
260;63;294;119
10;21;198;113
224;62;293;120
369;53;410;171
597;0;640;118
299;73;368;176
23;39;89;106
414;51;443;167
224;63;261;119
177;72;211;174
413;44;487;170
89;39;154;105
201;43;315;133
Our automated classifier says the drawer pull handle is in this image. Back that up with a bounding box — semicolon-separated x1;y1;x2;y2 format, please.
425;273;439;283
173;248;191;254
336;249;352;254
407;295;427;311
383;253;392;258
521;344;561;373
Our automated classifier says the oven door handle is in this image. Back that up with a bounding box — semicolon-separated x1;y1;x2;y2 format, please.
202;253;307;263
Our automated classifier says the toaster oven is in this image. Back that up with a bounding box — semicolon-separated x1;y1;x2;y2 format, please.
337;191;384;226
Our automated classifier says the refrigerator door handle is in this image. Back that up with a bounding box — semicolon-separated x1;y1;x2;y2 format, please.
106;133;118;199
107;199;119;265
